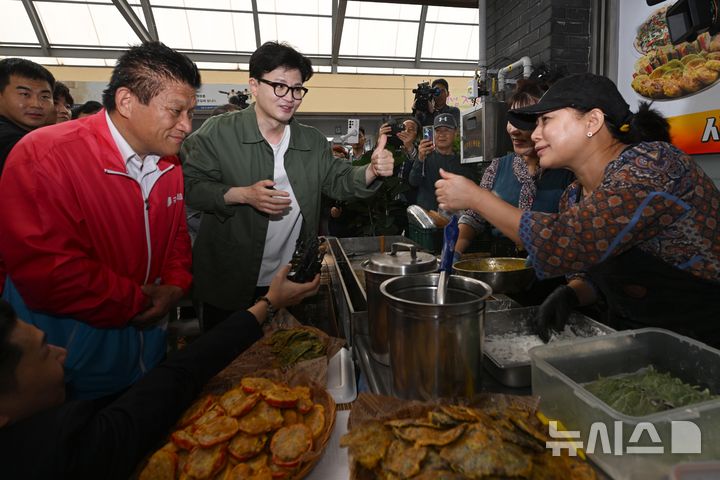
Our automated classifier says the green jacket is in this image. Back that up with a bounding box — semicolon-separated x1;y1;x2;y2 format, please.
181;105;378;309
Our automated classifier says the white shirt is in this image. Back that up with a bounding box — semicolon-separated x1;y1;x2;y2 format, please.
105;111;162;200
257;125;303;286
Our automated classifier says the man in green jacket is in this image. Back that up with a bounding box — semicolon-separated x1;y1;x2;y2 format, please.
181;41;395;329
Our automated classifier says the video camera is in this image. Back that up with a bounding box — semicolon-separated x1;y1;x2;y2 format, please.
646;0;720;44
412;82;441;114
219;88;251;109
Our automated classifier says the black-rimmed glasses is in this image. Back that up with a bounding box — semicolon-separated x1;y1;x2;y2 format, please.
257;78;308;100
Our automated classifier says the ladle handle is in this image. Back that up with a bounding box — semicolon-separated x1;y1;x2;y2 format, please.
390;242;417;260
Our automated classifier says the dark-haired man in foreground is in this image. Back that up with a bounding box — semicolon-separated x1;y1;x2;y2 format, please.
0;42;200;399
0;266;319;479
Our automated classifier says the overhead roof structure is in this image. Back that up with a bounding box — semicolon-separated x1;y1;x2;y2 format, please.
0;0;482;76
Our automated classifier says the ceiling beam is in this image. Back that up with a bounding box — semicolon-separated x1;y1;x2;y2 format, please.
331;0;348;71
21;0;50;56
0;46;478;71
112;0;153;43
250;0;261;49
139;0;159;41
414;5;428;67
360;0;476;7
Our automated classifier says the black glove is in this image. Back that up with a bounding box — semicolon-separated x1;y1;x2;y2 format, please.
535;285;579;343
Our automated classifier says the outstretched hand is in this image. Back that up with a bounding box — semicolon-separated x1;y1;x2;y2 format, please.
266;264;321;310
435;169;480;212
241;179;291;215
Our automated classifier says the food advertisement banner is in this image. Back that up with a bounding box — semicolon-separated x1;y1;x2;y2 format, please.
617;1;720;155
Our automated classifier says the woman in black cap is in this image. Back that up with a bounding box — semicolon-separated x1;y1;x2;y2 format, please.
435;73;720;347
455;79;575;259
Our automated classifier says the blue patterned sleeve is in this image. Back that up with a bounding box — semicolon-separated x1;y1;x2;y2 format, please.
519;144;695;278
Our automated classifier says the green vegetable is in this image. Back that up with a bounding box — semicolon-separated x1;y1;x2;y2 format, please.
585;366;716;416
269;328;325;367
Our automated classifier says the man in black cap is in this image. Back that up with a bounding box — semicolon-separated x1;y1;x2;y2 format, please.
409;112;475;211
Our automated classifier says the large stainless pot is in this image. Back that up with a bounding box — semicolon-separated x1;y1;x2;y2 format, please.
453;257;535;294
381;274;491;400
362;243;437;365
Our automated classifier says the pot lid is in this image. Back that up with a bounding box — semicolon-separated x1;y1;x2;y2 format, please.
364;242;437;275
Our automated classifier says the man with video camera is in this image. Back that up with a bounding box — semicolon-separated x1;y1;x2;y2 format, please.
413;78;461;127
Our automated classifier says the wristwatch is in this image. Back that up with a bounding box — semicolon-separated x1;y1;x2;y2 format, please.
254;296;275;325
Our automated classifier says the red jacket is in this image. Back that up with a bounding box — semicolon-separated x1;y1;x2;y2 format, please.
0;112;192;328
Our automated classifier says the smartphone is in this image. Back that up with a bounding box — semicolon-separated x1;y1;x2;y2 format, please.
422;125;434;144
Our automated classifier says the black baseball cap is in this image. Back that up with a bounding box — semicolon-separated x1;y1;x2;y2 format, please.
507;73;633;131
434;112;457;130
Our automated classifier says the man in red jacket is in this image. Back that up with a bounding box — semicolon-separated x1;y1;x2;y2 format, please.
0;42;200;399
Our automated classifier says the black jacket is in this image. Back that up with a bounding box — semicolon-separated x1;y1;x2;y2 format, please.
0;115;28;176
0;311;263;479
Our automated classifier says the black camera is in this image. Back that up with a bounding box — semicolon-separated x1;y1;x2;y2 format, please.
287;237;325;283
221;89;250;109
386;121;405;148
412;82;441;114
389;122;405;136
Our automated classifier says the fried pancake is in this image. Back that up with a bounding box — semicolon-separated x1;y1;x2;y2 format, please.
160;441;178;453
172;426;199;450
531;450;597;480
195;416;240;447
392;423;466;447
293;385;311;399
240;377;277;395
220;462;252;479
179;395;216;428
139;449;177;480
263;385;298;409
185;444;227;480
295;396;313;414
220;387;261;417
303;404;325;439
282;409;301;426
440;424;532;479
384;417;439;429
228;432;267;461
194;404;227;430
439;405;483;422
383;439;427;478
236;401;284;435
427;410;462;427
339;421;394;470
267;461;297;479
246;453;269;472
270;423;313;467
414;471;464;480
421;449;450;471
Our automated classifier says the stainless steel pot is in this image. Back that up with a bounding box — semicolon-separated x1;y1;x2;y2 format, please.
381;274;491;400
362;243;437;365
453;257;535;294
